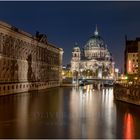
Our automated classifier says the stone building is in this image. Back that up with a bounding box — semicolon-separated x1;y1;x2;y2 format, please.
0;21;63;95
71;26;115;82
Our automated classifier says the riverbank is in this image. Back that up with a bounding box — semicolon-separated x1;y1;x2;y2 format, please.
0;81;60;96
114;83;140;105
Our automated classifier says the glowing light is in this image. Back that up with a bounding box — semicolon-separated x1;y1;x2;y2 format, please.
125;76;128;80
129;81;133;85
120;75;128;80
134;77;138;80
115;68;119;73
62;71;64;75
128;60;132;73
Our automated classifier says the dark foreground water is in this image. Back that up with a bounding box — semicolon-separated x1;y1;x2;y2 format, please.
0;85;140;138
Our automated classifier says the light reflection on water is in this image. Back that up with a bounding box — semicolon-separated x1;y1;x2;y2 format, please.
69;85;116;138
16;94;29;137
123;113;134;139
0;86;139;138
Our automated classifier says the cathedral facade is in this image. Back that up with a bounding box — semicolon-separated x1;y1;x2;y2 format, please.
71;27;115;80
0;21;63;95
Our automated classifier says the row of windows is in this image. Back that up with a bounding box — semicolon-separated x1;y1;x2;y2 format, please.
132;53;138;57
86;52;106;57
132;59;138;62
0;81;59;91
129;69;138;74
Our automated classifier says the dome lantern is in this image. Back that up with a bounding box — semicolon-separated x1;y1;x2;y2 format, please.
94;24;98;36
84;26;106;50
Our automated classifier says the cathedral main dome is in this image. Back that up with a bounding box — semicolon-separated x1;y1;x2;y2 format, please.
84;26;107;50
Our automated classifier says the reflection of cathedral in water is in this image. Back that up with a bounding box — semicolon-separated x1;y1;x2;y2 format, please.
71;26;115;79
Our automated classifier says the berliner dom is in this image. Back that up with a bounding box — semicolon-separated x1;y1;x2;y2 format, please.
71;26;115;80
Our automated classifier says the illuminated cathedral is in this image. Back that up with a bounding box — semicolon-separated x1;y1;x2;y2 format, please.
71;26;115;80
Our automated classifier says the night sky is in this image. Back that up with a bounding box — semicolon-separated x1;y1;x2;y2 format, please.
0;2;140;71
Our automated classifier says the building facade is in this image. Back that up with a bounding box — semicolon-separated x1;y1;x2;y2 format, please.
71;27;115;82
0;21;63;95
124;36;139;76
139;42;140;76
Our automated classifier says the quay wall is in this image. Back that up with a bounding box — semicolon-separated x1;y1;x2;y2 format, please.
0;81;60;96
114;83;140;105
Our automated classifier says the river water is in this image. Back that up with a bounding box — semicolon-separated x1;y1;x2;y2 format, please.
0;85;140;138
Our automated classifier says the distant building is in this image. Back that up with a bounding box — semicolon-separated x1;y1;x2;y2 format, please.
71;26;115;81
124;36;139;76
0;21;63;95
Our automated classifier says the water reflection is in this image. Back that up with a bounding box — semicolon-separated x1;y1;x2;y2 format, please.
16;93;29;137
0;86;139;138
69;85;116;138
123;113;134;139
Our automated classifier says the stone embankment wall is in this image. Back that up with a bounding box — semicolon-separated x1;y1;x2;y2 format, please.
114;83;140;105
0;81;60;96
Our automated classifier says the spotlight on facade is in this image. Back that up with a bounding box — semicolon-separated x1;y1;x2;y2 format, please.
134;77;138;80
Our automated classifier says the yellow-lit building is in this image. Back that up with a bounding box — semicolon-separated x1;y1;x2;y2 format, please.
138;42;140;77
127;53;138;74
0;21;63;95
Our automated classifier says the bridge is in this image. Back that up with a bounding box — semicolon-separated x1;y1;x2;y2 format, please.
78;78;114;87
